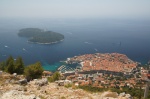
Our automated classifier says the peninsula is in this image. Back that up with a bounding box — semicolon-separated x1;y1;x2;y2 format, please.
64;53;138;73
18;28;64;44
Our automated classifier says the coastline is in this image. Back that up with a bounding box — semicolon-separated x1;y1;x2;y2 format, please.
27;39;64;45
42;53;150;72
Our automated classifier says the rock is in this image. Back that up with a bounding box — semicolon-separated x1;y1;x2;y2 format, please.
0;71;3;75
101;91;118;99
13;73;17;77
125;94;132;99
18;79;27;85
5;79;11;84
0;90;3;96
35;78;48;86
1;90;40;99
56;80;64;86
119;92;126;97
118;93;132;99
10;79;15;83
14;85;27;91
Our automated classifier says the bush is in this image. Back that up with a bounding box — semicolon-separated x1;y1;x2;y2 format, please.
24;62;43;81
64;83;72;88
48;72;60;82
78;85;108;92
111;87;143;98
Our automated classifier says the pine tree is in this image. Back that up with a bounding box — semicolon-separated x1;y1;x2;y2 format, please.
6;56;13;66
6;59;14;74
0;61;5;71
15;57;24;74
5;56;15;74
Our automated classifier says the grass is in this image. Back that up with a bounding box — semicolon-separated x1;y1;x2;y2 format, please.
61;96;66;99
39;95;47;99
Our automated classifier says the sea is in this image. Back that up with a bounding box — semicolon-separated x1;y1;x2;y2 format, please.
0;18;150;71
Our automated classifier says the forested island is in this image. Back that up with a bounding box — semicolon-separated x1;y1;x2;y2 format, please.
18;28;64;44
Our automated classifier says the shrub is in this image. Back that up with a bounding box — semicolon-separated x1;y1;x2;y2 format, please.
24;62;43;81
48;72;60;82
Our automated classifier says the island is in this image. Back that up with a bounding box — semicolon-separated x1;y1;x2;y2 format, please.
18;28;64;44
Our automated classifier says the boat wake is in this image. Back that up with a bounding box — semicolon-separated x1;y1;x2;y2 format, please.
2;55;7;57
4;45;9;48
22;48;26;51
84;42;92;44
94;48;98;51
22;48;30;53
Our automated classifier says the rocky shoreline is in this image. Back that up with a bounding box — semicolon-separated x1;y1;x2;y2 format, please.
27;39;64;45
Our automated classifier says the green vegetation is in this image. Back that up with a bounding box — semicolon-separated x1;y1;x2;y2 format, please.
78;85;146;98
60;96;66;99
14;57;24;74
0;56;44;81
64;83;72;88
0;61;5;71
18;28;64;44
0;56;24;74
24;62;43;80
39;95;47;99
78;85;108;93
5;56;15;74
48;72;61;82
110;87;143;98
18;28;42;37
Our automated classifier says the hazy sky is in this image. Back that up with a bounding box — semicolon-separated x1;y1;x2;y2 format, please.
1;0;150;19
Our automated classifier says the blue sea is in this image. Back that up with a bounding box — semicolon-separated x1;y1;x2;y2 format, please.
0;18;150;71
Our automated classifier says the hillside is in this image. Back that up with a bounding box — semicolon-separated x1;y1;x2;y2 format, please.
0;72;132;99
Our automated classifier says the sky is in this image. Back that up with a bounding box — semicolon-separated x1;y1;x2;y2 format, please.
0;0;150;19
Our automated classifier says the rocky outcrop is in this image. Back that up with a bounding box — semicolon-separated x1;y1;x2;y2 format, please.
1;90;40;99
18;79;27;85
100;92;132;99
0;81;132;99
0;71;133;99
34;78;48;86
14;85;27;91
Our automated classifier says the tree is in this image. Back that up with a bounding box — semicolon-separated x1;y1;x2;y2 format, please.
0;61;5;71
5;56;15;74
6;56;13;66
24;62;43;81
14;57;24;74
6;59;15;74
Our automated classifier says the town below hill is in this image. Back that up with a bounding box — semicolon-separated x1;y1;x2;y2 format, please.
18;28;64;44
1;53;150;99
61;53;138;73
57;53;150;98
